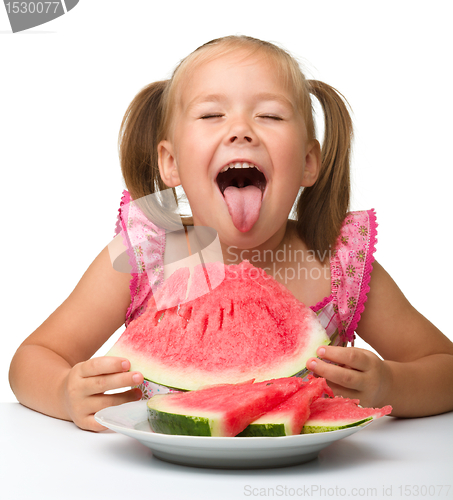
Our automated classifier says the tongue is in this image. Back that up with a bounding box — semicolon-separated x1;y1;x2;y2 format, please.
223;185;262;232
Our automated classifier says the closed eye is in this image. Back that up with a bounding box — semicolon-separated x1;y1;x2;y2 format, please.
200;114;224;119
259;115;284;121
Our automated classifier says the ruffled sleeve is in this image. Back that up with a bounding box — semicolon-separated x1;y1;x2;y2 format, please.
330;209;378;342
114;190;166;325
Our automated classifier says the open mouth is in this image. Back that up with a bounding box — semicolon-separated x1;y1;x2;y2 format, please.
216;162;267;233
216;162;267;197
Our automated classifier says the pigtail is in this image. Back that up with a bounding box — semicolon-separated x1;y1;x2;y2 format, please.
118;80;185;230
296;80;353;260
118;80;168;201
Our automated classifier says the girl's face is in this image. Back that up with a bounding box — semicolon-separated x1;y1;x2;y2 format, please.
158;50;320;251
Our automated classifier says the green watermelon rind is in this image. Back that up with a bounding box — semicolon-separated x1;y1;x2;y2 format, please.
141;367;310;390
147;410;373;437
237;422;287;437
108;322;330;391
237;406;296;437
302;417;372;434
238;416;373;437
147;407;214;436
147;394;224;436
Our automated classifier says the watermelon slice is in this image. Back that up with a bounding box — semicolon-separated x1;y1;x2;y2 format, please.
107;260;330;391
238;377;334;437
147;377;305;437
302;397;393;433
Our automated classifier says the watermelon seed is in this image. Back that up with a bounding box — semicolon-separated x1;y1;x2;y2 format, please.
200;314;209;340
219;308;224;329
178;305;192;322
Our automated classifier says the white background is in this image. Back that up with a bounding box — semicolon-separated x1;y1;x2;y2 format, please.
1;1;452;402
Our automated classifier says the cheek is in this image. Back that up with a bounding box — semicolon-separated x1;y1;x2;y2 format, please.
174;126;210;164
289;130;309;181
274;136;306;182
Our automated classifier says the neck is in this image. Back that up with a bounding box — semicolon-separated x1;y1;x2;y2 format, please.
220;220;295;268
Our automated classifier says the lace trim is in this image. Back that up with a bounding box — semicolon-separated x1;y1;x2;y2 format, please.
114;190;139;324
345;208;378;341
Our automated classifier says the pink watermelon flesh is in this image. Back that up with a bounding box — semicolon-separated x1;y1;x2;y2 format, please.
224;185;262;232
107;260;329;390
153;266;191;310
302;397;393;433
147;377;305;437
246;377;334;435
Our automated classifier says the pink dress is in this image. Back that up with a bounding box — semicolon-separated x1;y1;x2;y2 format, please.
114;190;378;399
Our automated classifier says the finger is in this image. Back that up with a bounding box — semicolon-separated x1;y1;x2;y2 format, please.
75;414;109;433
306;357;364;391
316;346;371;372
76;415;108;433
71;388;143;432
88;387;143;414
79;356;131;378
84;370;144;396
323;380;361;401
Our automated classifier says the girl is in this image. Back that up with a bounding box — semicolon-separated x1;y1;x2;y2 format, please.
9;36;453;431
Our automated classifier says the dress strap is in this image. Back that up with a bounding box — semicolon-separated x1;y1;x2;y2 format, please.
330;209;378;342
114;190;166;325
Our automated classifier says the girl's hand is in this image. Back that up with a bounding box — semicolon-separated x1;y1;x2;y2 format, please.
306;346;392;409
63;356;144;432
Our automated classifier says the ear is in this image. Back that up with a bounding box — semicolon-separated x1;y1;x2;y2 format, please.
301;140;321;187
158;140;181;187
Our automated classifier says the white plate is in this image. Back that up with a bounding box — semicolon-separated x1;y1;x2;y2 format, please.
95;401;372;469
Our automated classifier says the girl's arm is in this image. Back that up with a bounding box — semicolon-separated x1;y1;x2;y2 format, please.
9;246;144;431
307;261;453;417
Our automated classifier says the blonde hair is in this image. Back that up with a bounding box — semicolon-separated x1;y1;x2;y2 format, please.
119;35;353;258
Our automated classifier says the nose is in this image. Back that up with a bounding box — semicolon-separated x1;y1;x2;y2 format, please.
229;133;253;144
226;116;258;145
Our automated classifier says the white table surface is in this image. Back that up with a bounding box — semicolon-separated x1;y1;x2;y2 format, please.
1;402;452;500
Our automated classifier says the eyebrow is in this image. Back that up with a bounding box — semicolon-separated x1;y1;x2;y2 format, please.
186;92;295;111
254;92;295;109
186;93;227;111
